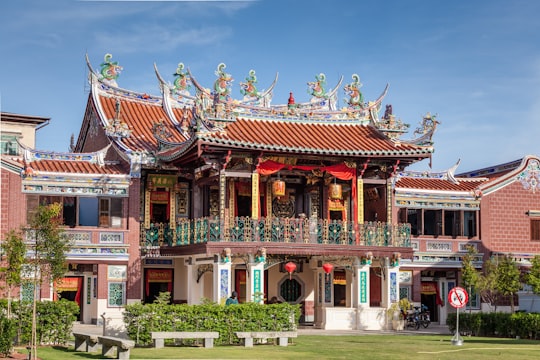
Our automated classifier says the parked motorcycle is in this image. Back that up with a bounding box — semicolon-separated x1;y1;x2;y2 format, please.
401;309;420;330
417;304;431;328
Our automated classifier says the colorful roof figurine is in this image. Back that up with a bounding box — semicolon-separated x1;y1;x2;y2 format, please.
81;53;439;173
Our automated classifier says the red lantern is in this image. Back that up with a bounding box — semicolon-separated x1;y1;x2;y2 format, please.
322;263;334;274
284;261;297;280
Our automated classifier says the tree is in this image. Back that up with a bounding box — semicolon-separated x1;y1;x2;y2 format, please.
526;255;540;295
460;246;479;312
476;258;499;311
1;230;26;318
26;203;70;360
494;254;521;313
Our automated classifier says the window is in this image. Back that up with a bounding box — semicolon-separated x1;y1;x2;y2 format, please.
399;286;410;301
36;196;123;228
108;282;125;307
424;210;442;236
402;208;477;238
279;278;303;303
466;286;480;310
444;210;461;237
407;209;421;236
531;219;540;241
99;198;123;227
463;211;477;237
1;134;19;155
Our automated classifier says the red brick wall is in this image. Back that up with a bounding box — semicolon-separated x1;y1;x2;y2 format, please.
480;181;540;257
126;178;142;299
1;168;27;239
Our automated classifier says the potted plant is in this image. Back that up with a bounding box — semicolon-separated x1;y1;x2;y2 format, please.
387;297;411;331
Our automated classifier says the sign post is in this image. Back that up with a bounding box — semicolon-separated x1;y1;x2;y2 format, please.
448;286;468;346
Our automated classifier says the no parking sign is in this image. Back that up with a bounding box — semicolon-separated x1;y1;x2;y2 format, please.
448;287;468;308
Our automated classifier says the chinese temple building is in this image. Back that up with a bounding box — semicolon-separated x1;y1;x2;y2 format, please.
2;53;443;330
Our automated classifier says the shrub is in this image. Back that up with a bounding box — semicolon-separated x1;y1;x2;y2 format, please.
447;311;540;339
0;315;16;357
124;301;301;346
0;299;79;346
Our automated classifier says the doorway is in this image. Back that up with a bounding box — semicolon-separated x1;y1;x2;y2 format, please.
55;276;83;321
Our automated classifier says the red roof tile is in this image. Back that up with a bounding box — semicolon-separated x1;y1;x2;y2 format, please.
395;177;487;192
201;118;432;157
12;157;127;175
98;95;189;153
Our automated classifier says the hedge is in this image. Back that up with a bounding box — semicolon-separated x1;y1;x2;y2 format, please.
447;312;540;339
123;301;301;346
0;299;79;346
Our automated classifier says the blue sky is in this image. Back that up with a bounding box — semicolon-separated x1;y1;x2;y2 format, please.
1;0;539;173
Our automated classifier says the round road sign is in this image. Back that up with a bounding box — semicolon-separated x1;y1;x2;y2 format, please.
448;287;468;309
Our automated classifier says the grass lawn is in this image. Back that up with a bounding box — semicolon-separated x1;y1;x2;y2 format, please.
18;334;540;360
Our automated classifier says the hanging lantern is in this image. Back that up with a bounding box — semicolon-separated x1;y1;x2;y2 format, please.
329;178;342;200
147;179;155;192
322;263;334;274
284;261;297;280
273;175;286;198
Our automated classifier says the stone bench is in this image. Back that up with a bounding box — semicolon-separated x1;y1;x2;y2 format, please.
98;335;135;359
73;332;99;353
151;331;219;349
235;331;298;347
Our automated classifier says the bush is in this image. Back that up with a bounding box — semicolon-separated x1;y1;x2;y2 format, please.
124;301;301;346
0;315;16;357
447;311;540;339
0;299;79;346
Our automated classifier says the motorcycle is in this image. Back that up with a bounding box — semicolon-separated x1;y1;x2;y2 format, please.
417;304;431;328
401;309;420;330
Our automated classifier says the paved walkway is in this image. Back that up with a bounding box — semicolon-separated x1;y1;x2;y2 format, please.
72;322;451;338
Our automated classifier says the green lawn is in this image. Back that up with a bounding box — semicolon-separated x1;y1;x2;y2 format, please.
18;335;540;360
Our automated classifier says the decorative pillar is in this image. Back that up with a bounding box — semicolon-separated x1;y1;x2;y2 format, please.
246;249;266;303
386;180;392;224
381;257;400;308
219;171;226;241
251;172;259;220
354;256;372;308
214;249;232;305
357;177;364;223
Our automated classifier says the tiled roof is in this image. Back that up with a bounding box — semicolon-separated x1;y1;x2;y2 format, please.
7;156;128;175
395;177;487;192
198;117;432;157
97;94;189;153
27;159;127;175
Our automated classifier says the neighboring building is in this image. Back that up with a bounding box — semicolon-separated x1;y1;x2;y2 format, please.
1;112;135;325
394;156;540;323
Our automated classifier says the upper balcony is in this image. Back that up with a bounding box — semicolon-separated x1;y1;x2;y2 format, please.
140;217;411;257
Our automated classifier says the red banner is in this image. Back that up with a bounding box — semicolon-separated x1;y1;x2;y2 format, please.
55;277;80;292
147;269;172;282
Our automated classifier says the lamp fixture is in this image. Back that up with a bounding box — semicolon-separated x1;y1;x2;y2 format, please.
329;178;342;200
273;173;286;198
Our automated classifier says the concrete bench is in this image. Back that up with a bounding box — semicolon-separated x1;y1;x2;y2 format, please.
151;331;219;349
235;331;298;347
73;332;99;353
98;335;135;359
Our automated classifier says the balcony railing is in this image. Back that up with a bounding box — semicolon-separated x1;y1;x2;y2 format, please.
140;217;411;254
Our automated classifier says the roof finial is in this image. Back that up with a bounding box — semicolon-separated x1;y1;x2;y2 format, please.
288;92;295;106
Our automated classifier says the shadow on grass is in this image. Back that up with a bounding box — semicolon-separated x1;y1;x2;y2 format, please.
45;346;104;359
